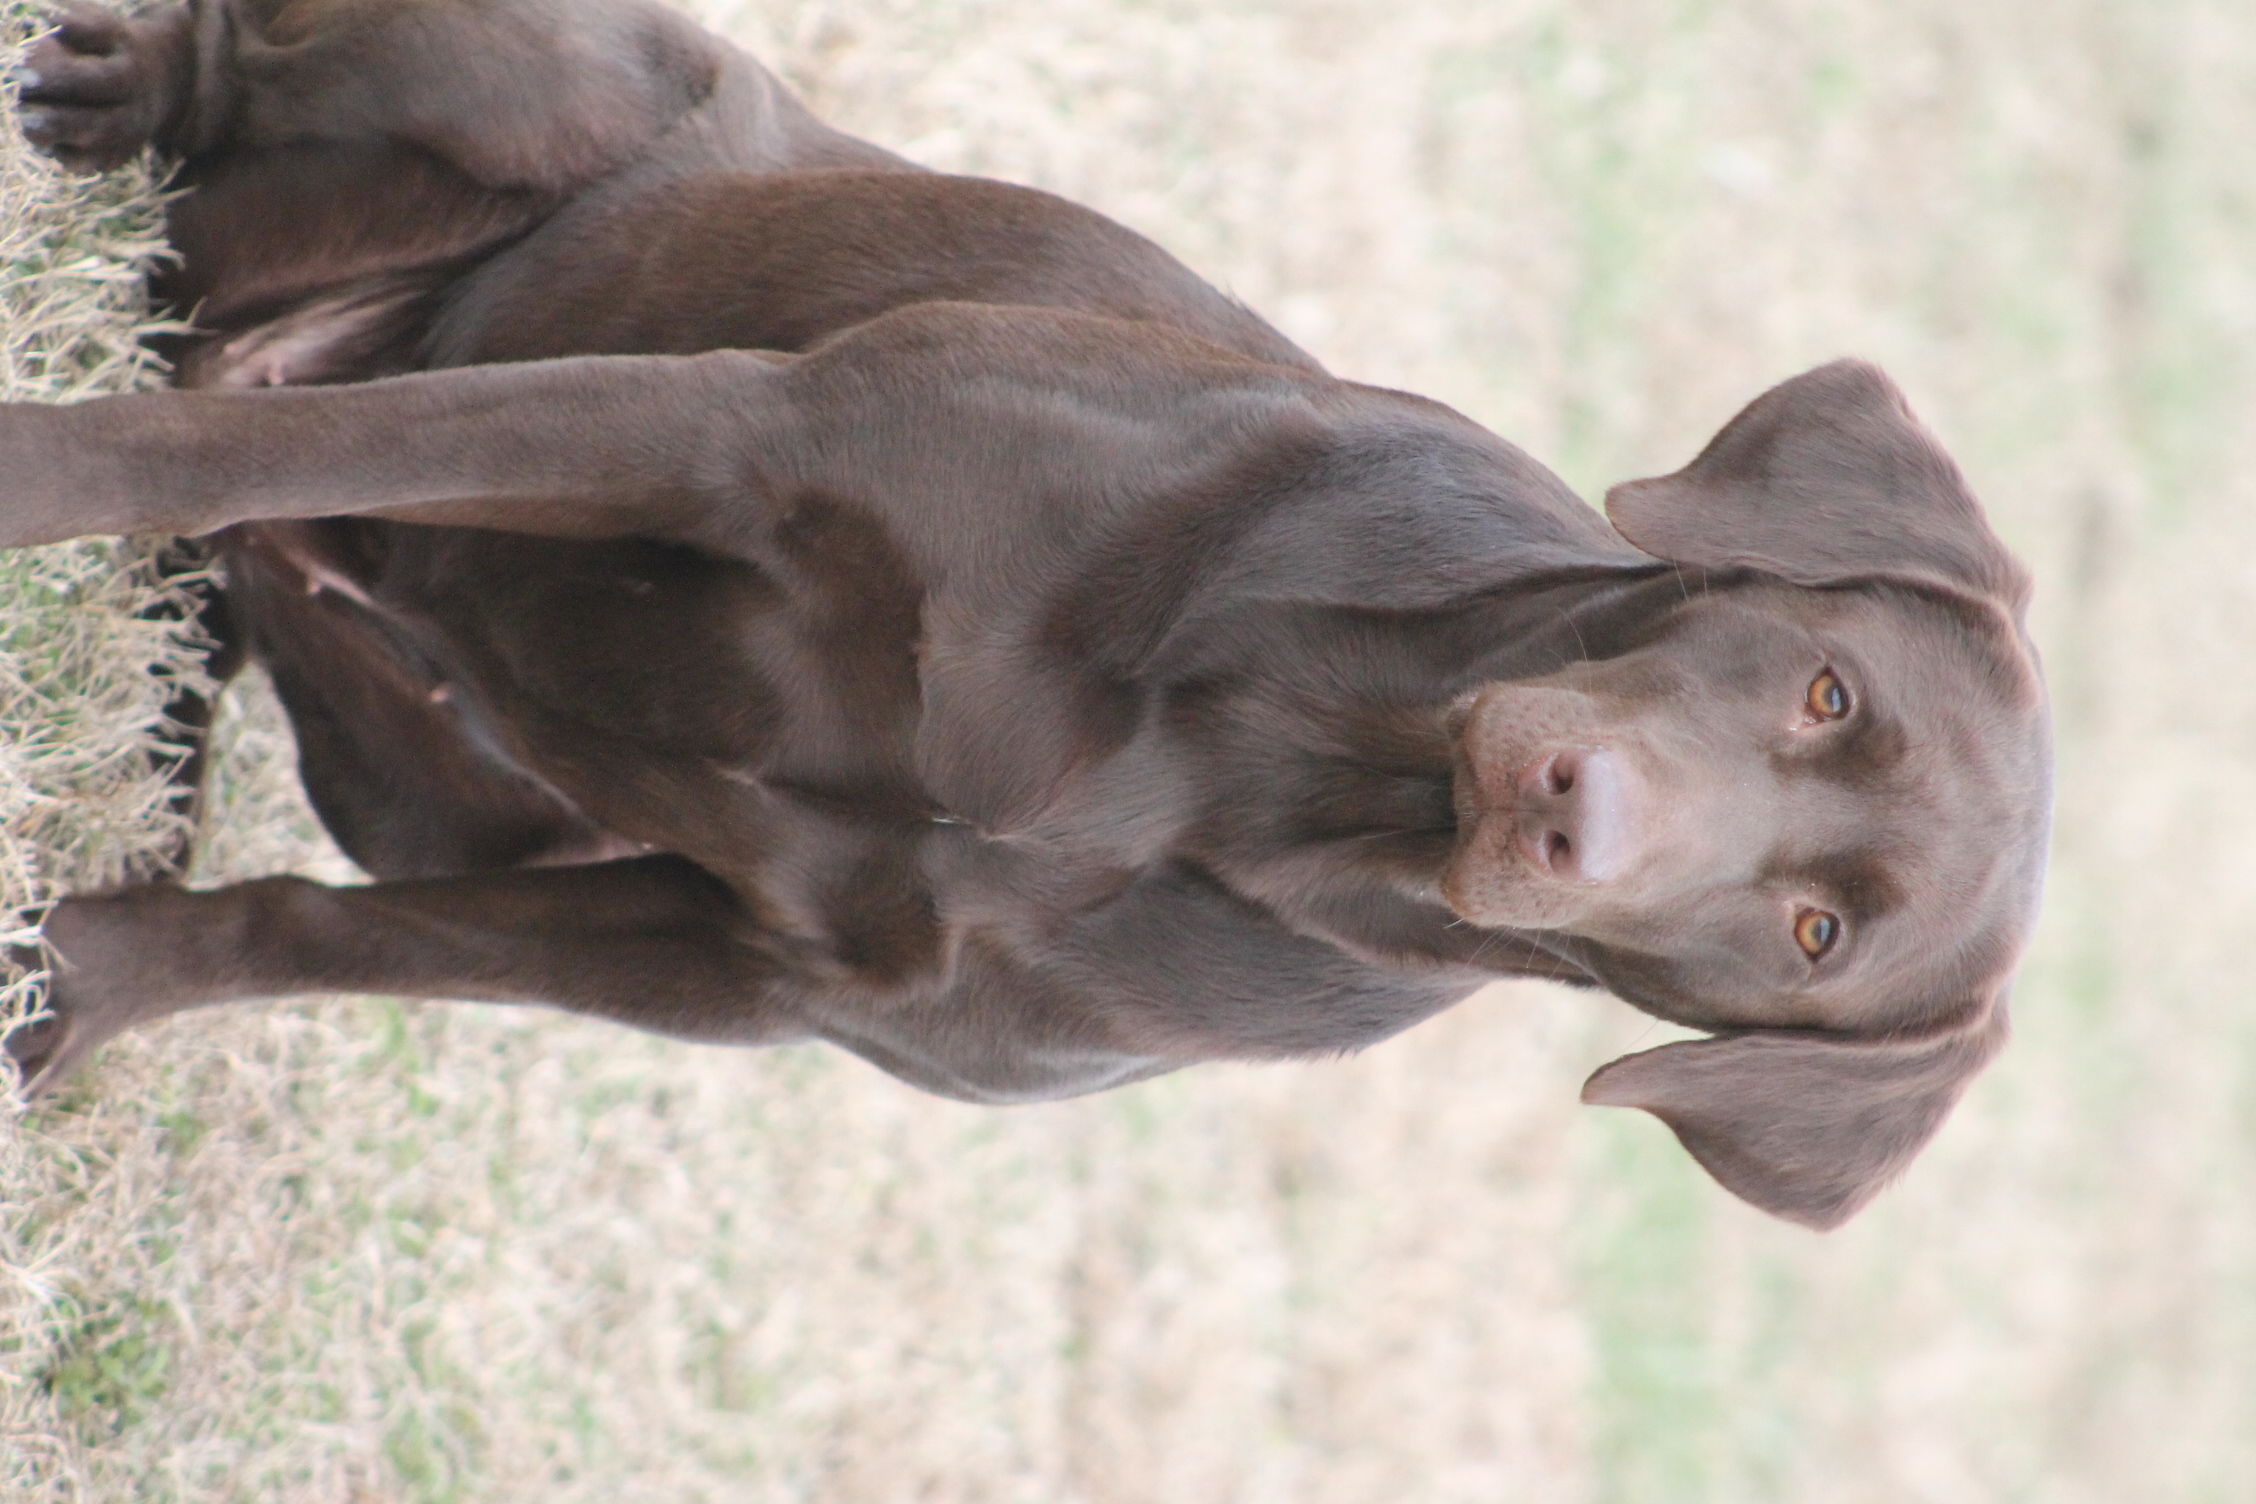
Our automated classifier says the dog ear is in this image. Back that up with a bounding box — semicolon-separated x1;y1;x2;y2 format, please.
1579;1001;2009;1230
1604;360;2031;613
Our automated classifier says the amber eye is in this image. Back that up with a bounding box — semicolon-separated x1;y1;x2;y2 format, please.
1806;670;1850;721
1794;909;1840;959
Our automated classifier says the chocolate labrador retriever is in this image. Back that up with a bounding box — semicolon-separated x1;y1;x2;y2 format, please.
3;0;2051;1228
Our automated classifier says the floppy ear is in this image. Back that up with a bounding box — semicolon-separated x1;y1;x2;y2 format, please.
1579;1002;2009;1230
1605;360;2031;613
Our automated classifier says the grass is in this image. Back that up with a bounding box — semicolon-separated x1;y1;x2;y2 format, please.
1;4;215;1495
1;0;2253;1498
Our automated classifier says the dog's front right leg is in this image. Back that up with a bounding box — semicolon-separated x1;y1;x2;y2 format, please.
0;350;785;549
8;855;813;1098
0;303;1332;565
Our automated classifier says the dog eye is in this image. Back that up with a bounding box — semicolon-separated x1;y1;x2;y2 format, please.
1794;909;1840;959
1806;670;1850;721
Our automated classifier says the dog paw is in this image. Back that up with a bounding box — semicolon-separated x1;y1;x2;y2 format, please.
4;894;178;1100
3;1006;75;1100
4;953;160;1100
14;4;180;172
3;936;104;1101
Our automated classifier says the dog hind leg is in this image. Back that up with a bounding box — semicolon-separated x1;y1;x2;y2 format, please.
14;3;196;172
217;524;630;881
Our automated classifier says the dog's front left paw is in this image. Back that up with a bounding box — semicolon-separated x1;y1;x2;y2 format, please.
4;924;111;1100
3;1006;75;1100
14;3;188;173
4;889;201;1100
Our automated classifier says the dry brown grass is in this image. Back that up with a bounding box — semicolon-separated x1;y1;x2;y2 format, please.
1;4;211;1493
1;0;2251;1498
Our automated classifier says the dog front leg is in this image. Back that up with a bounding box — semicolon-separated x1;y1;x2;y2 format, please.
0;351;784;548
8;855;812;1097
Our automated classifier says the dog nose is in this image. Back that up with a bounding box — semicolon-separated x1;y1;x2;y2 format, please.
1515;747;1640;883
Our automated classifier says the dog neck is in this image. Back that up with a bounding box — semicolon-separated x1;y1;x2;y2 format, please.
1157;566;1685;976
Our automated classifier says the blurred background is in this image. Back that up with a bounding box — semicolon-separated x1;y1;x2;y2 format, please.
3;0;2253;1498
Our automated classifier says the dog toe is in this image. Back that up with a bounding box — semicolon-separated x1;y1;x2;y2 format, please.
46;4;133;58
15;100;145;170
12;4;164;170
18;36;138;106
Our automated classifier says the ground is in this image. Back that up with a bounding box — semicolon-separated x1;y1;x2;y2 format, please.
2;0;2252;1498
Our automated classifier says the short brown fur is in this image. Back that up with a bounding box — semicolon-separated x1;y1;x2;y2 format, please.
3;0;2052;1227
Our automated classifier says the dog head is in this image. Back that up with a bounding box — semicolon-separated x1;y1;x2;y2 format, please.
1444;361;2050;1229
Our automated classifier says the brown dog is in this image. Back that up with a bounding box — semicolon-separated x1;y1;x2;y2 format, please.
4;0;2050;1228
